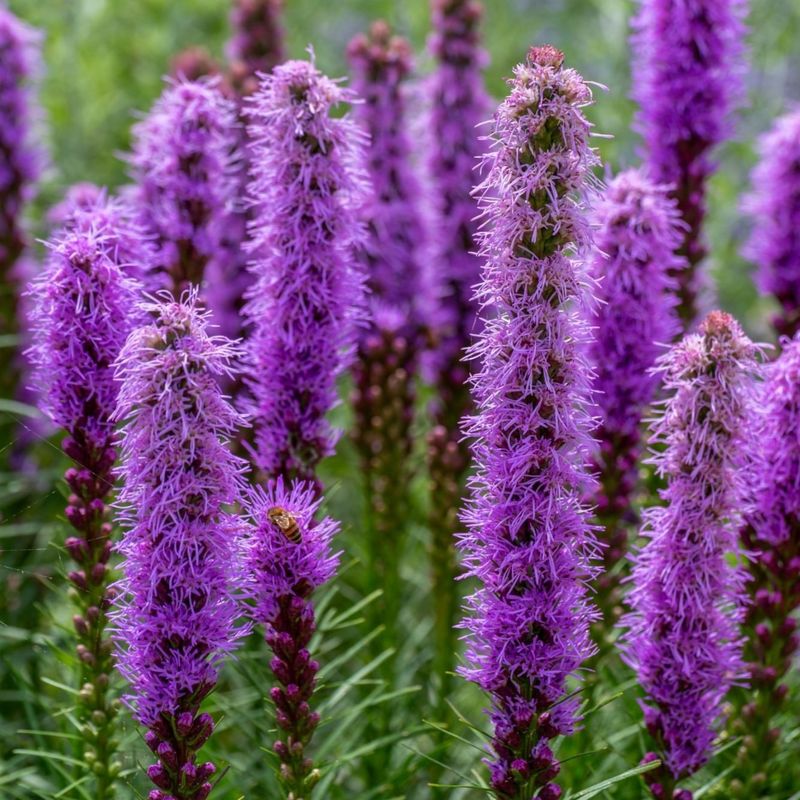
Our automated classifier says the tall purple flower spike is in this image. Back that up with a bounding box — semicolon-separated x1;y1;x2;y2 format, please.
587;169;683;632
729;333;800;797
128;78;239;296
0;8;43;400
244;59;367;487
631;0;747;328
622;311;759;800
246;479;339;797
425;0;490;702
742;108;800;341
228;0;286;96
113;292;250;800
28;206;144;799
459;47;599;800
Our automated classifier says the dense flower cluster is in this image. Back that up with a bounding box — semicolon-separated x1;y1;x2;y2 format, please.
244;59;367;486
623;311;758;796
246;479;339;797
114;293;249;800
28;206;143;798
631;0;747;326
588;169;683;628
228;0;286;95
128;79;239;295
348;21;425;326
742;108;800;340
728;333;800;796
459;46;599;800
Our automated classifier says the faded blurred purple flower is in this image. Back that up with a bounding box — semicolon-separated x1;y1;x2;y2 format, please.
128;78;239;296
588;169;683;626
244;59;367;487
742;108;800;340
459;46;599;800
228;0;285;96
113;292;249;800
622;311;759;795
631;0;747;327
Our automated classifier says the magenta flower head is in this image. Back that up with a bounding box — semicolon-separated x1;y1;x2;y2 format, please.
631;0;747;326
28;208;143;796
347;21;425;328
245;478;338;795
128;78;239;295
588;169;684;622
244;59;367;487
459;47;599;799
113;291;250;799
732;333;800;793
622;311;759;795
228;0;285;95
742;108;800;340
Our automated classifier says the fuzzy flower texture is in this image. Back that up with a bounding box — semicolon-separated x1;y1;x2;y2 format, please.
743;108;800;340
460;47;599;800
247;479;339;797
632;0;747;325
245;59;366;486
588;169;683;622
114;294;248;800
624;312;758;798
129;79;239;295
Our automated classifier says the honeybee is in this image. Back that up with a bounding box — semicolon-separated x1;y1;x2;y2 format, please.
268;506;301;543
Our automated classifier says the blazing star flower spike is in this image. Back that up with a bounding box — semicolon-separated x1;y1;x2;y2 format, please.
246;478;339;798
28;210;143;798
622;311;759;798
228;0;286;95
631;0;747;326
588;168;684;627
730;333;800;796
742;108;800;340
244;58;367;487
459;46;600;800
128;78;239;295
113;292;250;800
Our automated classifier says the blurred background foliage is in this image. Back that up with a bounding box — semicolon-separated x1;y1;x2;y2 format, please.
2;1;800;799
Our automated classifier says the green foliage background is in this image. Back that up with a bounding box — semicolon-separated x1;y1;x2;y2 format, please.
2;1;799;799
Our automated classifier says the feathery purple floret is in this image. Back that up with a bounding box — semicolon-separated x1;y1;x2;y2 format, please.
426;0;488;389
113;293;249;800
244;59;367;486
129;79;239;295
623;311;758;792
348;21;425;327
631;0;747;327
459;47;599;800
742;108;800;340
246;479;338;796
588;169;684;615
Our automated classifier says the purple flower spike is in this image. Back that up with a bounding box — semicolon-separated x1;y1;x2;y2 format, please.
228;0;285;96
588;169;684;629
730;333;800;795
246;479;339;797
348;21;425;328
113;292;250;798
622;311;760;794
424;0;490;701
742;108;800;340
128;78;239;295
244;59;367;487
28;208;143;797
632;0;747;327
459;47;600;799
